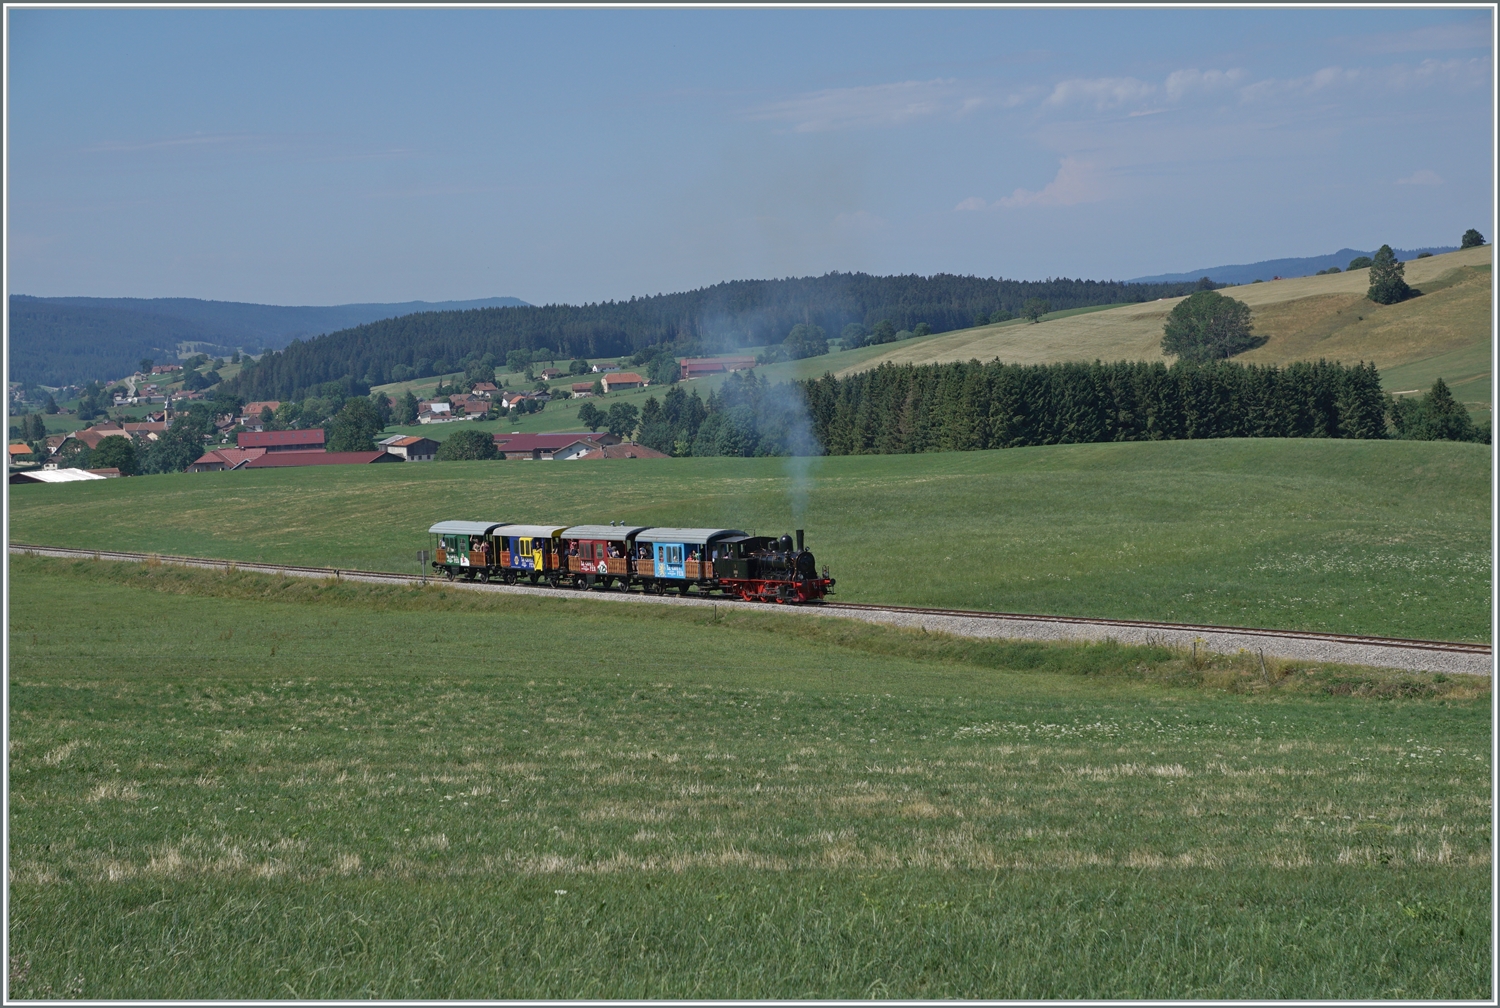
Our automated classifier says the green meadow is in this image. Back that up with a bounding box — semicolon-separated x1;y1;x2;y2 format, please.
8;438;1490;641
7;557;1490;999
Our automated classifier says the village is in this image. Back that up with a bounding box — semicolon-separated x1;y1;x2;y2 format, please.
7;354;760;482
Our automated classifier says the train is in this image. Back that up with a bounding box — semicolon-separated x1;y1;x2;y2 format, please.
427;521;835;603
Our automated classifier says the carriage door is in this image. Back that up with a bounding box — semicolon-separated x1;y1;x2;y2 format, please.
654;543;685;579
534;538;548;572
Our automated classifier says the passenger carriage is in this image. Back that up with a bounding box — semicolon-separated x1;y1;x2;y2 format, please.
558;525;648;590
632;528;746;595
428;520;509;581
495;524;570;586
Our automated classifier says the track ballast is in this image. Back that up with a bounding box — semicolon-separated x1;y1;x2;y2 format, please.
10;543;1490;675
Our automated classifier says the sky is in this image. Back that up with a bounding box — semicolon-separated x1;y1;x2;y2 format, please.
5;6;1494;306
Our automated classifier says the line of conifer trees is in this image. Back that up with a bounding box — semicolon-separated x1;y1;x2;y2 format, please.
797;358;1389;455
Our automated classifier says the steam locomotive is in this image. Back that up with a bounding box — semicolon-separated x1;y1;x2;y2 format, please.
427;521;835;603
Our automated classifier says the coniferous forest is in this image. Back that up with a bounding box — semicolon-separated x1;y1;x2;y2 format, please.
635;359;1391;458
223;273;1213;402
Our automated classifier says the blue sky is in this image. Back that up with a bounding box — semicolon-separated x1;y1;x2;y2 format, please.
6;7;1493;305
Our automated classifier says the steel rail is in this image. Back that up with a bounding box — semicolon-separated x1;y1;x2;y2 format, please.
10;542;1489;658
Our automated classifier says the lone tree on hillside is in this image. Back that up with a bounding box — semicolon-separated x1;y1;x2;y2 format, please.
576;401;604;432
1347;255;1373;270
1461;228;1486;249
1160;290;1260;362
435;428;499;461
1022;298;1051;323
1366;244;1412;305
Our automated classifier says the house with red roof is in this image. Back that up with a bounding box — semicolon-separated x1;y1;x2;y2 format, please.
242;451;403;468
237;429;326;452
602;372;645;392
491;432;621;460
378;435;440;461
678;356;757;379
573;442;670;460
187;448;268;472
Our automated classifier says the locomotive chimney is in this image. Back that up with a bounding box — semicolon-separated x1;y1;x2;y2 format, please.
795;529;804;552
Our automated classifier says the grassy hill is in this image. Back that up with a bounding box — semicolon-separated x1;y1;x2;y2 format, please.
9;438;1489;642
839;246;1492;414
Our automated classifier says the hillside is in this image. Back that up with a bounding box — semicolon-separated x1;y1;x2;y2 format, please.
8;438;1489;642
839;246;1493;411
1129;245;1458;285
7;295;529;388
222;274;1215;402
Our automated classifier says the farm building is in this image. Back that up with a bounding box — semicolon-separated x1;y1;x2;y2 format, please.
570;383;596;397
491;432;620;461
9;468;108;484
187;448;268;472
573;442;670;460
379;436;440;461
678;356;757;379
242;451;404;468
602;372;645;392
237;429;326;452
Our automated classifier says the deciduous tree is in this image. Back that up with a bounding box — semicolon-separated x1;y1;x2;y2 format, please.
1160;291;1259;361
577;402;604;432
435;428;500;460
1461;229;1485;248
325;398;382;452
1366;244;1412;305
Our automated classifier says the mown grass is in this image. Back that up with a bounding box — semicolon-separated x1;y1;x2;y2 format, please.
7;558;1491;998
8;438;1491;641
848;247;1491;390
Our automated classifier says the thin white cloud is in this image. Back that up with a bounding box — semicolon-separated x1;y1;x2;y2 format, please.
953;196;988;212
1397;169;1445;186
996;158;1106;209
1343;19;1491;54
1164;68;1246;102
1239;65;1362;102
1386;56;1491;91
749;79;970;133
1043;76;1154;111
85;132;259;153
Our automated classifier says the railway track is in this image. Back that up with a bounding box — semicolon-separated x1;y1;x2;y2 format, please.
11;543;1492;675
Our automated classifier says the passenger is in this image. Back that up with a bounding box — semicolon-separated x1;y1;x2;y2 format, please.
568;541;579;557
688;547;698;562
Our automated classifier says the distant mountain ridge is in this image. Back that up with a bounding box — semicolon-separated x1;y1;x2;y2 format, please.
8;295;530;388
1129;247;1459;286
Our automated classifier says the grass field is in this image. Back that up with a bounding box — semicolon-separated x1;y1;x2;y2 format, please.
7;557;1490;998
7;438;1490;642
837;247;1492;414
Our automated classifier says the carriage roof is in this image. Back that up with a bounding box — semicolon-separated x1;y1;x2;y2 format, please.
561;525;651;540
427;520;510;536
635;527;747;545
495;524;569;539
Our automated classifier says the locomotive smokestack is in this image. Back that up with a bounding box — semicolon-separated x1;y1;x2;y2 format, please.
795;529;804;551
